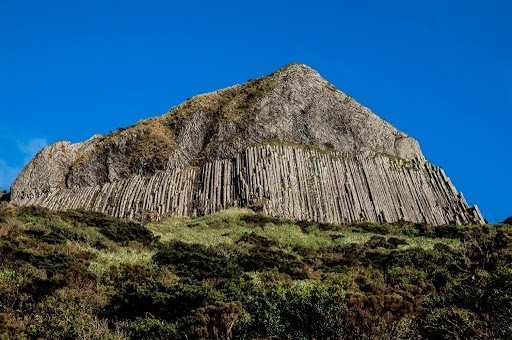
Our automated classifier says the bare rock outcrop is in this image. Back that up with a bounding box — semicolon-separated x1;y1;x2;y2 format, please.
11;64;484;224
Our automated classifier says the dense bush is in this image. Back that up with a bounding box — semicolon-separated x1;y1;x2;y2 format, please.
99;221;157;246
154;241;242;282
237;282;347;339
62;210;158;246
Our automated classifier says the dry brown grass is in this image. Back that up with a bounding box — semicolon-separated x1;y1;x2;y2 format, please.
163;74;276;125
0;217;23;237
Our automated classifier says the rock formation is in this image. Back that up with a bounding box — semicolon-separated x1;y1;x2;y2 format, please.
11;64;484;224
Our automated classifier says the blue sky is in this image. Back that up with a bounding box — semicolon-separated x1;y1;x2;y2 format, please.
0;0;510;222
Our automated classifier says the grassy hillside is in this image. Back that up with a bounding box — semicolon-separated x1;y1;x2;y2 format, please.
0;206;511;339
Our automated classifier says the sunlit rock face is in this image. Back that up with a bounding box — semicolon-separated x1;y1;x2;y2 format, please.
11;64;484;225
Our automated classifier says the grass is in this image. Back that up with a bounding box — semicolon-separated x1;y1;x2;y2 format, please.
147;208;253;246
148;208;461;252
73;242;155;279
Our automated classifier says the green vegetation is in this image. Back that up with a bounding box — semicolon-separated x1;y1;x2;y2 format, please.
1;206;511;339
0;189;8;204
71;118;177;180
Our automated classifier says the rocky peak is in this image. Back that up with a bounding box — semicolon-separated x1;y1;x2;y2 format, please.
15;64;422;192
11;64;482;225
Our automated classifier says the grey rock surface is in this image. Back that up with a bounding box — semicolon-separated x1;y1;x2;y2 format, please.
11;64;484;224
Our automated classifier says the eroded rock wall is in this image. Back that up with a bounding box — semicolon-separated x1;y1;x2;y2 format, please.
12;144;484;225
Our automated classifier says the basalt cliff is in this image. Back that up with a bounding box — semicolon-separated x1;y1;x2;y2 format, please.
11;64;484;224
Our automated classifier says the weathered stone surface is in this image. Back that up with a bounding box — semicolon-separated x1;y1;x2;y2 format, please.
12;135;102;199
11;64;484;224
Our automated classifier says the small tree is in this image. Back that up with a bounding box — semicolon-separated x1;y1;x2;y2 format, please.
503;216;512;225
0;187;9;202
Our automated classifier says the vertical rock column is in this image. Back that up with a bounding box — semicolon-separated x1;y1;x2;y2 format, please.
11;143;484;224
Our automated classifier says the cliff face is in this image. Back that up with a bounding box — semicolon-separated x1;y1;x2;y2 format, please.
11;64;484;224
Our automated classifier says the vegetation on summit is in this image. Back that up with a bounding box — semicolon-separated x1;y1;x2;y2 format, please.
0;206;511;339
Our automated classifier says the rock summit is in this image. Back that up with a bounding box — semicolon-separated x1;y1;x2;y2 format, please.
11;64;484;224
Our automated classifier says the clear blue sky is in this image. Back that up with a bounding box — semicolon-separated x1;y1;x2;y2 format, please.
1;0;510;222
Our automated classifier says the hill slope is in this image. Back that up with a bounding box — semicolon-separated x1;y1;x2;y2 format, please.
0;206;510;339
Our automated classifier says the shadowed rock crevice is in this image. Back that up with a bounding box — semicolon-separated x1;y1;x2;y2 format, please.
11;64;484;224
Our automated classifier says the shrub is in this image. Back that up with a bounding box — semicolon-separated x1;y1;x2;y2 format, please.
388;237;408;247
194;301;247;340
61;210;158;246
15;250;72;273
237;245;302;277
122;317;178;339
382;247;449;273
236;232;278;247
418;265;512;338
0;313;24;338
321;243;365;271
365;235;390;249
0;217;22;237
353;222;393;235
20;276;67;304
61;210;115;228
25;227;68;244
297;220;344;233
419;305;482;339
0;239;18;267
432;225;465;239
99;221;157;246
342;267;433;339
153;241;242;281
238;282;346;339
25;288;118;340
105;267;219;324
